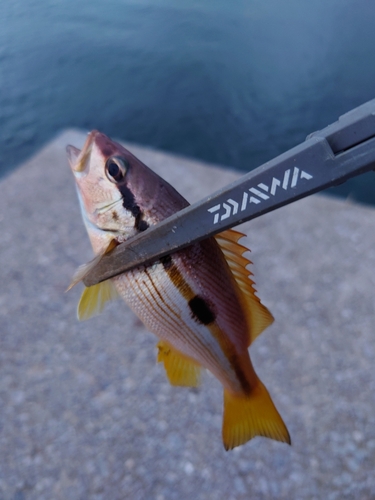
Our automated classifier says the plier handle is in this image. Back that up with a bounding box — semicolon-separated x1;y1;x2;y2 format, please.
83;99;375;286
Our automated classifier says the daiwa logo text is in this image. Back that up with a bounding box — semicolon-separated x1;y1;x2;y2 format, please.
208;167;313;224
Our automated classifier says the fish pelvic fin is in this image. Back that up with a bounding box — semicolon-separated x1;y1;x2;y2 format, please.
77;280;119;321
222;381;291;451
157;341;201;387
215;229;274;345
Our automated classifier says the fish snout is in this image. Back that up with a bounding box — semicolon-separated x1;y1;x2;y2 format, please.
67;130;99;173
66;145;81;171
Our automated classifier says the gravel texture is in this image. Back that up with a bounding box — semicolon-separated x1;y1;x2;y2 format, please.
1;130;375;499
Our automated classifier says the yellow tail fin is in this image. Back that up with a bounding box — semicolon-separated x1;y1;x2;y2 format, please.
222;382;290;450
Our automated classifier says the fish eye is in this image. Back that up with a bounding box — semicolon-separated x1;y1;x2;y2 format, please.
105;156;128;183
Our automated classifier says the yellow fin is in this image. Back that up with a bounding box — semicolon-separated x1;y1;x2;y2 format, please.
215;229;274;344
222;382;291;450
157;341;201;387
77;280;119;321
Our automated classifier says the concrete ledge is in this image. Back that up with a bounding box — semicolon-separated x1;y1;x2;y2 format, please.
1;129;375;499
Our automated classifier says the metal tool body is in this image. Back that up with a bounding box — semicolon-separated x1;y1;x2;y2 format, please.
83;99;375;287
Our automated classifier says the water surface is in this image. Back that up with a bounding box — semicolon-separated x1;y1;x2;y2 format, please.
1;0;375;202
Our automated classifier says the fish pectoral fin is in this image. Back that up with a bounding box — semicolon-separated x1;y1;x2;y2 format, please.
215;229;274;345
67;239;118;291
77;280;119;321
157;341;201;388
222;381;291;451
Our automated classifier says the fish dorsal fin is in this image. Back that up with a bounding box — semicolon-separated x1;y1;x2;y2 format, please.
157;341;201;387
215;229;274;345
77;280;120;321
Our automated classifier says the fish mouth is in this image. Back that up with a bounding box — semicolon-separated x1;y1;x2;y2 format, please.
66;130;100;173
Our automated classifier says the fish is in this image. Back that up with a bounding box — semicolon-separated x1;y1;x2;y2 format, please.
67;130;290;450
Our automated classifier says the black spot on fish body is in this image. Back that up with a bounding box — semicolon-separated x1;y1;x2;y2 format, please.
112;211;119;221
189;295;216;325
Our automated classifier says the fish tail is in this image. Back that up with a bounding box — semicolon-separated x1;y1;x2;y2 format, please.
222;381;291;450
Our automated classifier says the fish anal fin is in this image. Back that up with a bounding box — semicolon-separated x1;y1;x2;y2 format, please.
222;382;291;451
77;280;119;321
157;341;201;387
215;229;274;345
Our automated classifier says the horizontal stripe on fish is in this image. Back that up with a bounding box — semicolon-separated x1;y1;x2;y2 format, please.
117;265;218;365
123;264;227;365
114;261;243;391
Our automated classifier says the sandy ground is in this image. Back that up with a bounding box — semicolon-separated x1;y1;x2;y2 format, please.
1;130;375;500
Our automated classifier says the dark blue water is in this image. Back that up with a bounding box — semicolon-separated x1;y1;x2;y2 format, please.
2;0;375;203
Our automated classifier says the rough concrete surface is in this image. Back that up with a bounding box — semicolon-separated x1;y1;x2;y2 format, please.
1;129;375;500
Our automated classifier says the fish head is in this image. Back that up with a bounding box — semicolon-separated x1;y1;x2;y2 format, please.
67;130;139;237
68;130;189;253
